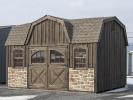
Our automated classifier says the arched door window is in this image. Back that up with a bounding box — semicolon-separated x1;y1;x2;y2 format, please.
31;51;45;63
74;47;87;68
50;50;64;63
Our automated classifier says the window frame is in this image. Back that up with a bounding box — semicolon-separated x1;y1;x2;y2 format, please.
30;50;46;65
49;49;65;65
13;48;24;67
73;46;88;69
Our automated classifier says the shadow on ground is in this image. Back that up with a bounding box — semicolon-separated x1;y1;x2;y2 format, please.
0;84;133;100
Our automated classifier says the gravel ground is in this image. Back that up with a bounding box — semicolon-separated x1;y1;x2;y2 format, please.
0;77;133;100
0;85;133;100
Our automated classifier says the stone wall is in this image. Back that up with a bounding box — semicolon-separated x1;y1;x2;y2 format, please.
8;67;27;88
69;68;95;92
8;67;95;91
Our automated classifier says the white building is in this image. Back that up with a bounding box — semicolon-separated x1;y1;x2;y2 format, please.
128;51;133;76
127;42;133;76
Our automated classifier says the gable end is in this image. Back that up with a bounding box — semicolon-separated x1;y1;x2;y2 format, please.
98;17;128;46
25;15;70;45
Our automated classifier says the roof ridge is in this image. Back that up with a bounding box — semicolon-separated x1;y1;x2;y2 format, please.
13;23;31;27
66;16;116;21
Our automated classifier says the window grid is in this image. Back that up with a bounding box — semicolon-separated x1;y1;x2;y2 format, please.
50;50;64;63
74;47;87;68
13;50;24;67
31;51;45;63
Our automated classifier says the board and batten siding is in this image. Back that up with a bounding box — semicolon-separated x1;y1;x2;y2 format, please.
28;19;68;45
96;21;126;92
0;27;11;83
69;43;97;68
6;45;29;67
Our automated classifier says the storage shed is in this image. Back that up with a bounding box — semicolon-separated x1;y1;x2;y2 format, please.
0;26;11;84
5;15;128;93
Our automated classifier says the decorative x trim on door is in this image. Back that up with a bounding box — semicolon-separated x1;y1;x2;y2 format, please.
49;69;65;85
32;68;46;86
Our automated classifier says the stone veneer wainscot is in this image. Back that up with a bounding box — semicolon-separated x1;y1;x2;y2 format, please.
69;68;94;92
8;67;27;88
8;67;95;92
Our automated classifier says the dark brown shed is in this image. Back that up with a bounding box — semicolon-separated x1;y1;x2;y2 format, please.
5;15;128;92
0;26;11;84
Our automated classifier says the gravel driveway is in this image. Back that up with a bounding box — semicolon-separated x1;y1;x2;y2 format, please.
0;85;133;100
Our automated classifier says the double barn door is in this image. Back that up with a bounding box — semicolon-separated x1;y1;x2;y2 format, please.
28;46;68;90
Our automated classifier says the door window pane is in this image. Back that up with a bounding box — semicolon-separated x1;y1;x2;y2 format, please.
31;51;45;63
50;50;64;63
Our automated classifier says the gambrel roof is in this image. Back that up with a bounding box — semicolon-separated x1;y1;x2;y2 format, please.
5;23;31;45
68;18;105;43
5;15;128;46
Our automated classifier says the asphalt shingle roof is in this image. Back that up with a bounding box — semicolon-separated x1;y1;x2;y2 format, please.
5;23;31;45
4;15;127;45
68;18;104;43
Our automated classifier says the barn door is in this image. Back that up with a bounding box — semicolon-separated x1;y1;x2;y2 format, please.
48;48;68;90
28;47;68;90
28;47;48;89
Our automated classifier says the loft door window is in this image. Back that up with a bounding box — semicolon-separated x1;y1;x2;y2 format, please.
74;47;87;68
13;49;24;67
31;51;45;63
50;50;64;63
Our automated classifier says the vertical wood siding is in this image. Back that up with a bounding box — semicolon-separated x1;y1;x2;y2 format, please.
29;19;68;45
6;45;28;67
96;21;126;92
0;27;11;83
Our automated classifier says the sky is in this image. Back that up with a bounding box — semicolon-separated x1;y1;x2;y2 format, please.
0;0;133;37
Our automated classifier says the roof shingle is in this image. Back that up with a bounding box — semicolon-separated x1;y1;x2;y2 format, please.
4;15;127;45
5;23;31;45
67;18;104;43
